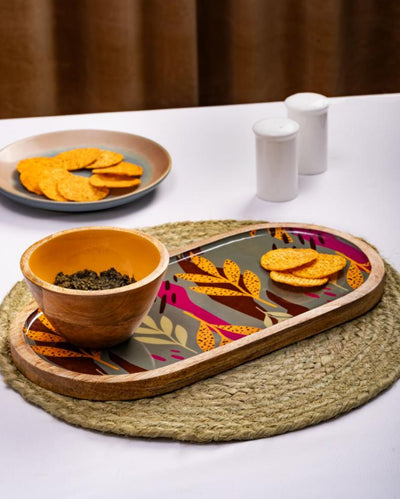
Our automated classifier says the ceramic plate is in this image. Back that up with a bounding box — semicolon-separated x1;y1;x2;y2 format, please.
0;129;171;212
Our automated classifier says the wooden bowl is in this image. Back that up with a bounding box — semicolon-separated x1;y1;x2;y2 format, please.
20;227;170;348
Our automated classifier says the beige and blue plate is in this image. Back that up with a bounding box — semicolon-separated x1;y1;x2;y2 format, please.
0;129;171;212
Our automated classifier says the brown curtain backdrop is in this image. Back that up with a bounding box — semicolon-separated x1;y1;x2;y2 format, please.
0;0;399;119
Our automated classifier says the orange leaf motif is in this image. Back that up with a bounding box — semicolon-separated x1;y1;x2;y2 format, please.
190;255;221;277
219;336;232;346
37;312;56;332
190;286;245;297
270;228;293;243
346;262;364;289
223;259;241;285
196;323;216;351
243;270;261;297
31;346;86;358
25;330;64;343
218;325;260;336
174;273;226;284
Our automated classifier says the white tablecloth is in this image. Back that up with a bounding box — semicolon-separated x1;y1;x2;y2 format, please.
1;94;399;499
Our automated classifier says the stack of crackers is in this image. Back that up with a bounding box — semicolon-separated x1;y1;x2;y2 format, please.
17;147;143;202
260;248;347;287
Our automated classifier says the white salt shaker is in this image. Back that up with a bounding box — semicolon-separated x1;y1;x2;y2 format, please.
252;117;299;202
285;92;329;175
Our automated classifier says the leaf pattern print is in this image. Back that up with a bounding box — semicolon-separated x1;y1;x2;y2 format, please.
189;286;247;297
135;315;197;353
37;311;57;332
29;313;119;368
242;270;261;297
176;255;277;308
196;323;216;351
31;345;119;369
268;311;292;321
334;250;371;274
217;325;260;335
332;250;370;290
268;227;293;243
184;311;261;351
133;337;178;345
31;346;87;358
346;261;364;289
141;315;159;329
223;259;241;285
174;324;188;347
263;314;273;327
173;273;226;284
190;255;220;277
25;329;64;343
160;315;173;336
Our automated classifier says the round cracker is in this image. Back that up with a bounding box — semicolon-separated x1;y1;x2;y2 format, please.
87;150;124;169
17;157;54;173
38;169;71;201
270;271;328;287
260;248;318;271
55;148;101;170
58;175;109;202
292;253;347;278
19;162;56;195
92;162;143;176
89;174;141;189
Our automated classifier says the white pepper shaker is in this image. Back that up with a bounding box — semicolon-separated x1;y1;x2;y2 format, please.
285;92;329;175
252;117;299;202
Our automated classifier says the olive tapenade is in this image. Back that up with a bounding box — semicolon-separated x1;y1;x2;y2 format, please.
54;268;136;290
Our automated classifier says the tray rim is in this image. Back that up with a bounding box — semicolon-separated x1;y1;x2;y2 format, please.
9;222;386;400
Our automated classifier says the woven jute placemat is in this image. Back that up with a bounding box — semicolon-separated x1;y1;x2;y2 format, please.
1;220;399;442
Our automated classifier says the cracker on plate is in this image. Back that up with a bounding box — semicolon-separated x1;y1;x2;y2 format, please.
89;174;141;189
58;174;109;202
38;169;71;201
17;157;55;174
19;162;56;195
55;148;101;170
87;150;124;169
92;161;143;176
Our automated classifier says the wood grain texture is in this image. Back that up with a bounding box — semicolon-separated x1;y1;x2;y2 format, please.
20;226;169;348
9;223;386;400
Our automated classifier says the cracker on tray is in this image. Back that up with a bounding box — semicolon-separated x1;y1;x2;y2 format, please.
292;253;347;278
260;246;348;289
260;248;318;271
269;271;329;287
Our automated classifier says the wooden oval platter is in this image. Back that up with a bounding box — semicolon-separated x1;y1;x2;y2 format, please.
9;223;385;400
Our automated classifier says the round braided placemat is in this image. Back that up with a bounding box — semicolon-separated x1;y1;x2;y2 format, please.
1;220;399;442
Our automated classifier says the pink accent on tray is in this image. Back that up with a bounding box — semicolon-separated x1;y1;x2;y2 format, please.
151;354;166;362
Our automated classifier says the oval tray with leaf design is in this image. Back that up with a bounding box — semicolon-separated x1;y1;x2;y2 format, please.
9;223;385;400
